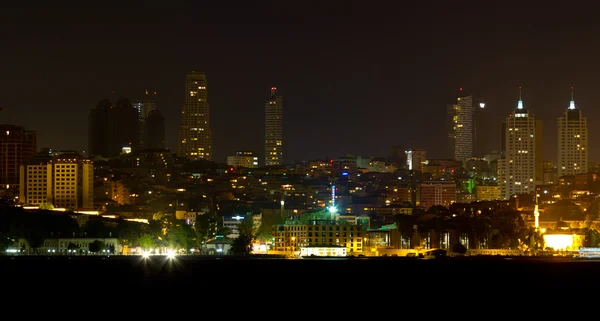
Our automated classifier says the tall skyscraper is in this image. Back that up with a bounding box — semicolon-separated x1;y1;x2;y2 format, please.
502;88;538;199
145;110;166;150
558;87;588;177
447;92;473;161
132;89;157;149
178;72;211;161
265;87;283;166
88;98;140;158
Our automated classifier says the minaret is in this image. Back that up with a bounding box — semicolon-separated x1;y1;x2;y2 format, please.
534;193;539;229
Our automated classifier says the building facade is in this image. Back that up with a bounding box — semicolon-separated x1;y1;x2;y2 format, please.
178;72;211;161
271;220;364;254
19;151;93;209
227;151;258;168
418;180;457;210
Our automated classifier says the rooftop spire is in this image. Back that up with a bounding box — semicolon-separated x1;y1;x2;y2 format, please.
517;86;523;110
569;86;576;110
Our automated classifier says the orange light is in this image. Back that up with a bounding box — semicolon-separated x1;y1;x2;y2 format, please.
459;87;463;91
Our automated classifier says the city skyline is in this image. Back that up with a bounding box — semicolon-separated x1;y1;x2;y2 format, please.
3;3;600;163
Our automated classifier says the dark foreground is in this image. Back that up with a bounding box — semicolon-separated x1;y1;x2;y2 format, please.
2;255;599;292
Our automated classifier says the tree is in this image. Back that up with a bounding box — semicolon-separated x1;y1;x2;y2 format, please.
38;202;54;210
89;240;105;254
84;218;110;238
23;226;47;255
167;220;196;252
0;233;14;254
394;214;416;248
138;234;155;251
230;218;254;256
452;243;467;255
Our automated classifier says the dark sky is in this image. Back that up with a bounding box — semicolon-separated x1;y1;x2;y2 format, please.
2;2;600;164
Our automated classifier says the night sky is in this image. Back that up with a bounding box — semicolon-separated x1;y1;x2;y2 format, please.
2;2;600;164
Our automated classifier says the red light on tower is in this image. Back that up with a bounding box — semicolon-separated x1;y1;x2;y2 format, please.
459;87;463;91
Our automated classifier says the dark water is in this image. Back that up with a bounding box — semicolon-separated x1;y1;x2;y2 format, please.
3;255;599;292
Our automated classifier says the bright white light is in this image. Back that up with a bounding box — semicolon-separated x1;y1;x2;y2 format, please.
142;252;150;258
569;100;576;110
167;250;175;259
328;206;338;214
479;103;485;108
517;100;523;110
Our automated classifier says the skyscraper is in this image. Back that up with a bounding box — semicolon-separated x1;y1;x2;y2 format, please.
178;72;211;161
405;148;426;172
558;87;588;177
132;89;157;149
265;87;283;166
447;92;473;161
502;88;537;199
88;98;140;158
145;110;165;149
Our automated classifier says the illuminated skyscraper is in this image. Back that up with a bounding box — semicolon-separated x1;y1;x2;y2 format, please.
178;72;211;161
558;87;587;177
447;92;473;161
265;87;283;166
502;88;538;199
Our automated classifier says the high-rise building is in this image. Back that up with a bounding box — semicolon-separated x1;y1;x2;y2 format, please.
265;87;283;166
145;110;165;150
132;89;157;149
405;148;426;172
19;150;93;209
88;98;140;158
558;88;588;177
502;89;538;199
178;72;211;161
388;145;407;168
447;92;473;161
0;125;36;192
